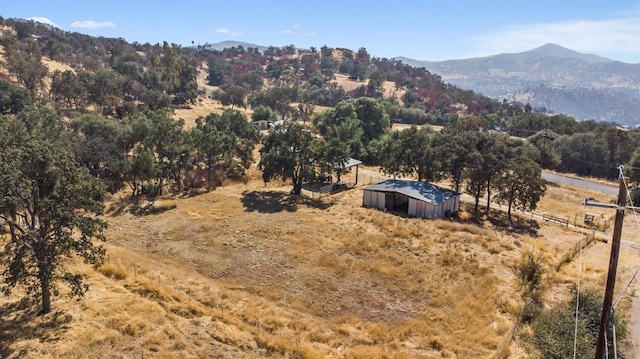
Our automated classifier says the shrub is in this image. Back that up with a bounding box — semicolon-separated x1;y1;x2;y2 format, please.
514;249;546;298
530;287;626;359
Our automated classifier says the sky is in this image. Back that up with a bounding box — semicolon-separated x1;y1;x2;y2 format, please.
2;0;639;63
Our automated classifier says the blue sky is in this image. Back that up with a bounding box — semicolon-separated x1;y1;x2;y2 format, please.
2;0;639;63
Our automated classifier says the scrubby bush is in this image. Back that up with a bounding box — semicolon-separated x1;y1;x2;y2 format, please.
530;287;626;359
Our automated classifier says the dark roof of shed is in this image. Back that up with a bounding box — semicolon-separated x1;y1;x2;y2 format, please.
363;179;459;204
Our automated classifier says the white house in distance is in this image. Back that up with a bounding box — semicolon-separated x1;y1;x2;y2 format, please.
362;179;460;219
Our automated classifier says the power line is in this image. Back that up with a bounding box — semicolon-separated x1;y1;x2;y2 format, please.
589;166;627;359
573;203;587;359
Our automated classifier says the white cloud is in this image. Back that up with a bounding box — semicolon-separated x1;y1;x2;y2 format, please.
466;16;640;60
281;28;316;37
214;28;243;36
27;17;58;27
71;21;116;29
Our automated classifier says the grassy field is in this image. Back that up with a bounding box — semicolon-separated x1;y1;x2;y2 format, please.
2;163;639;358
333;73;405;102
2;54;640;358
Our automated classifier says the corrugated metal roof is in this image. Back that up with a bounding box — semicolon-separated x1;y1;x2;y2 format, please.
363;179;459;204
335;157;362;169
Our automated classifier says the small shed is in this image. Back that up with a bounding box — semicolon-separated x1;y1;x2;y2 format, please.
252;120;271;130
363;179;460;219
332;157;362;185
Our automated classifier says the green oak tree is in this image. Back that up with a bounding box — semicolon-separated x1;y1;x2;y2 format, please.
216;85;247;109
433;129;475;193
628;148;640;185
374;130;403;178
249;86;298;120
353;97;390;144
396;125;439;181
316;138;350;183
191;110;259;190
251;105;277;123
118;112;154;196
0;108;106;314
0;78;30;115
259;121;319;195
495;153;547;222
5;39;48;101
50;70;85;111
312;100;365;159
145;110;187;195
70;114;125;193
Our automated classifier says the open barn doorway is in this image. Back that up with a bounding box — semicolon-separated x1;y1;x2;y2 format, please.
385;192;409;215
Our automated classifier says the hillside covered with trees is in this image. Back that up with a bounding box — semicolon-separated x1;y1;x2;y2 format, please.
1;17;639;358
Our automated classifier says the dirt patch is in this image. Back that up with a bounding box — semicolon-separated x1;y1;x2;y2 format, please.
3;165;640;357
332;73;405;101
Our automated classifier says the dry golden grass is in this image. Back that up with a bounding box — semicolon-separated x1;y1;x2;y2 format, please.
0;171;524;358
173;65;255;129
173;97;246;130
1;55;639;358
3;160;640;358
41;57;75;73
332;73;405;101
390;123;443;132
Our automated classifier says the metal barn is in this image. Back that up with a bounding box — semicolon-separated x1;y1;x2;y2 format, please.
362;179;460;219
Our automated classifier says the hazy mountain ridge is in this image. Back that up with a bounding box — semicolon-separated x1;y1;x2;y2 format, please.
396;44;640;125
511;85;640;122
204;40;268;52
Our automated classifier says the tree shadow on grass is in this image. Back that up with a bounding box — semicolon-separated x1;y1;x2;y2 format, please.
0;298;73;357
241;190;332;213
106;196;176;217
487;209;541;236
461;203;540;236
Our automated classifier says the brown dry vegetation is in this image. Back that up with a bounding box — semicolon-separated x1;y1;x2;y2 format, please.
3;162;640;358
2;56;640;359
172;66;253;129
332;73;405;102
41;57;74;74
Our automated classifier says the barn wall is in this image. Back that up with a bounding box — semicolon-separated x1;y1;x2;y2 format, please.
376;192;386;209
363;187;460;219
426;202;436;218
363;190;386;210
363;190;371;207
440;199;448;217
408;198;440;218
407;198;420;217
440;196;460;217
416;200;426;218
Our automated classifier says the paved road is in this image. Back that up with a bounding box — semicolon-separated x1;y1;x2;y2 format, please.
541;171;618;196
360;167;638;354
541;170;640;357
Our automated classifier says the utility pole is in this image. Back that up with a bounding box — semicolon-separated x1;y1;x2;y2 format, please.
592;176;627;358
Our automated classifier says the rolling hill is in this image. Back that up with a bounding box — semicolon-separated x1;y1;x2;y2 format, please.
397;43;640;125
2;16;640;357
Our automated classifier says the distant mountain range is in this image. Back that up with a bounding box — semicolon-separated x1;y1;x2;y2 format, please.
396;44;640;125
209;42;640;125
203;41;268;52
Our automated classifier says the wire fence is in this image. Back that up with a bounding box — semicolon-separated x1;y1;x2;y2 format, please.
307;169;615;238
555;231;598;271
